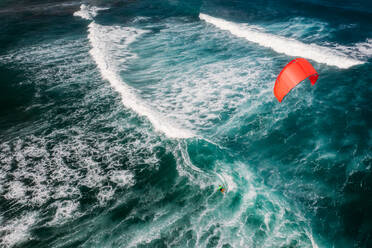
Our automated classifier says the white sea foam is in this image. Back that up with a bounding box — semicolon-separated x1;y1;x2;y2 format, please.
140;50;266;130
0;212;38;247
332;38;372;59
188;161;318;248
73;4;108;20
109;170;135;187
86;22;194;138
199;13;364;68
73;4;194;138
357;38;372;57
0;18;168;245
48;200;80;226
306;230;319;248
4;181;26;201
131;16;151;23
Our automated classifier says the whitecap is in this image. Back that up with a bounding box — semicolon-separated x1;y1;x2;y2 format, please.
199;13;364;68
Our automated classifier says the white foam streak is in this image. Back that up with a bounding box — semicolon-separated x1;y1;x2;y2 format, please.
73;4;108;20
87;22;194;138
337;38;372;59
109;170;135;187
357;38;372;57
307;231;319;248
199;13;364;68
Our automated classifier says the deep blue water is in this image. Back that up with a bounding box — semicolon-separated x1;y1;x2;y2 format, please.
0;0;371;247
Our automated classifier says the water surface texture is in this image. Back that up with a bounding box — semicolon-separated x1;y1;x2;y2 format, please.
0;0;371;247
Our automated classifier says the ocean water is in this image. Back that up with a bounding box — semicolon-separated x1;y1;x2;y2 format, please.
0;0;371;247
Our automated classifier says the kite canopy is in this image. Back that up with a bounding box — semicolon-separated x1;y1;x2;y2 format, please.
274;58;318;102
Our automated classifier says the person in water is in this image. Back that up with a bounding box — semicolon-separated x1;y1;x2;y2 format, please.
218;185;225;193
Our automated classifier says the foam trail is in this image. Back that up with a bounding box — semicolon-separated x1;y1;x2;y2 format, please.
200;13;364;69
75;5;194;138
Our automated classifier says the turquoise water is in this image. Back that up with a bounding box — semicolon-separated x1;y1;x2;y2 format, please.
0;1;371;247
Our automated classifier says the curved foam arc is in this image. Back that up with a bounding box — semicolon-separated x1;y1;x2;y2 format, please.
83;19;194;138
199;13;364;69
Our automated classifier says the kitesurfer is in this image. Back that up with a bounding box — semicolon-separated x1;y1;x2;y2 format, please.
218;185;225;193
